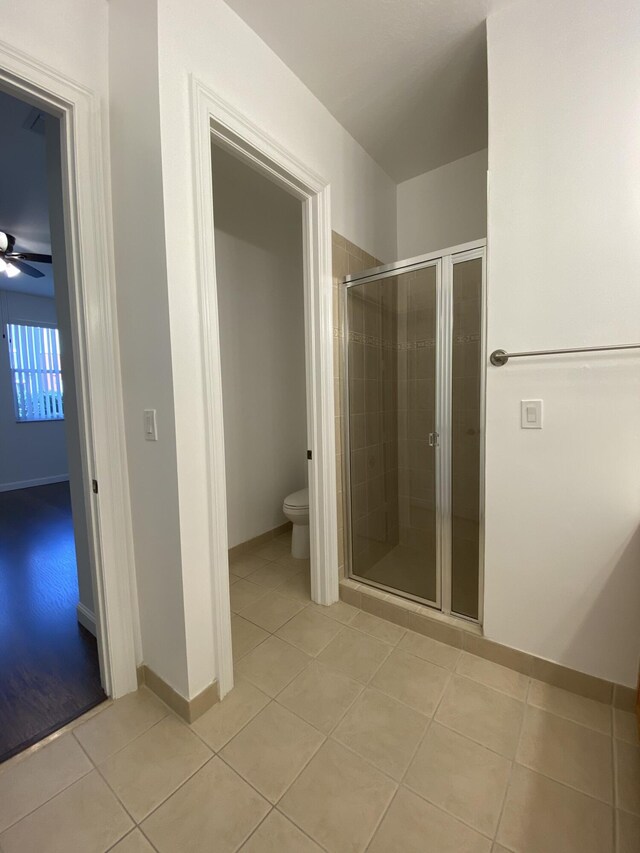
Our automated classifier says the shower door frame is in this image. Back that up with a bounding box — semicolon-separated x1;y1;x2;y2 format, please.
342;239;486;623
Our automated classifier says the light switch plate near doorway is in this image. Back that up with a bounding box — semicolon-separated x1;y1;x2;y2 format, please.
521;399;542;429
144;408;158;441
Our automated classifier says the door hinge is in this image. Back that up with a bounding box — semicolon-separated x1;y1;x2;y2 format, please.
428;432;439;447
307;449;313;460
92;479;99;494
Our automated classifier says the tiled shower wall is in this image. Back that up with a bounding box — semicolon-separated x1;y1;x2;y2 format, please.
396;270;437;557
331;232;383;577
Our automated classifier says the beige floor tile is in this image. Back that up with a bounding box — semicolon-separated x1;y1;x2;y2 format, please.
280;740;396;853
528;679;612;734
0;770;133;853
0;733;92;832
142;757;269;853
110;829;156;852
244;561;300;589
251;540;290;561
277;661;363;733
276;608;345;656
492;846;512;852
191;678;269;751
398;629;461;670
74;687;168;764
99;715;211;821
435;675;524;758
236;636;310;697
350;610;405;645
239;590;307;633
614;708;640;745
276;569;312;602
221;702;324;803
617;809;640;853
456;652;529;700
368;786;491;853
275;552;311;571
497;764;613;853
615;740;640;816
229;553;271;578
405;722;511;836
230;579;269;613
231;614;269;661
240;810;323;852
372;648;450;715
308;600;359;625
517;705;612;803
333;688;428;780
317;626;392;683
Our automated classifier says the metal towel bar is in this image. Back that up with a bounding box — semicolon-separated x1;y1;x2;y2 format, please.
490;343;640;367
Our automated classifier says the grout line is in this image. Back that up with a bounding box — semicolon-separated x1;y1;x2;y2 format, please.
0;745;95;834
135;754;219;828
490;681;528;845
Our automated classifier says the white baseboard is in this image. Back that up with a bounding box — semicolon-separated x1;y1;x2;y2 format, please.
76;601;97;636
0;474;70;492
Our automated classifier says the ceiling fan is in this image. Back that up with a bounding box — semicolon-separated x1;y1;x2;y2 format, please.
0;231;52;279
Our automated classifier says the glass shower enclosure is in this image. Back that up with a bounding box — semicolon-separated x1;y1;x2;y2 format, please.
342;242;485;621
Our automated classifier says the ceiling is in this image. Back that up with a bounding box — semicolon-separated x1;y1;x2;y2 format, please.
224;0;488;182
0;88;54;298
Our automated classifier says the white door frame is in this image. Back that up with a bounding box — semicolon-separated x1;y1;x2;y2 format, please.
190;77;339;698
0;42;140;698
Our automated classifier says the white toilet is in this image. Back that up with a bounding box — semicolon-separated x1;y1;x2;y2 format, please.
282;487;310;559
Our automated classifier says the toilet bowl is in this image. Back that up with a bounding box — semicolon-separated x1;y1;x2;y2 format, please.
283;487;310;559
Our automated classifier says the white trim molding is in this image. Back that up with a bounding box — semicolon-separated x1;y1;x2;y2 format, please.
0;475;70;493
76;601;97;636
190;77;339;699
0;41;139;698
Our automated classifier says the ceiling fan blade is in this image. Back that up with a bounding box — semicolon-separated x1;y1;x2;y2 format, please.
7;259;45;278
6;252;52;264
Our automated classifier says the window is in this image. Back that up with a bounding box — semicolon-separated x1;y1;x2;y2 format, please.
6;323;64;421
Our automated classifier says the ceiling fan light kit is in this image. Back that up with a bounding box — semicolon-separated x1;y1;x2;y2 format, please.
0;230;52;278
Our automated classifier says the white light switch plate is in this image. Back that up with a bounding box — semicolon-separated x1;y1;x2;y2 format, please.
521;399;542;429
144;408;158;441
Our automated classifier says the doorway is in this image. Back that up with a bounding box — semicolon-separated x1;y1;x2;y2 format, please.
0;90;107;760
190;82;338;698
343;242;486;622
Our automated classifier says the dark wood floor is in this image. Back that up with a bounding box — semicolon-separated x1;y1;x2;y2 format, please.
0;482;105;763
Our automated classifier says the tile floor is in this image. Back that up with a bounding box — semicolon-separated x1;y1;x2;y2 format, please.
0;531;638;852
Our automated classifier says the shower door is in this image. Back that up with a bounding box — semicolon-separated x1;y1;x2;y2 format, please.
343;243;485;621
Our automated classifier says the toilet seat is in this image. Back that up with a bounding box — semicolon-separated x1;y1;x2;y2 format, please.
283;487;309;511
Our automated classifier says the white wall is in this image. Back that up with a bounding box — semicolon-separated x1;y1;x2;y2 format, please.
152;0;399;696
213;146;307;547
484;0;640;686
397;149;487;259
109;0;189;695
0;290;68;489
3;0;142;669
